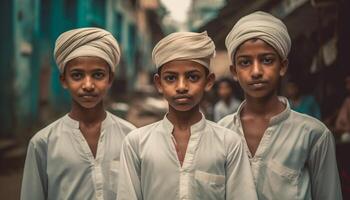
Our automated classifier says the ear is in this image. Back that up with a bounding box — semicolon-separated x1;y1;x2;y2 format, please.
229;64;238;81
59;73;68;89
205;73;215;92
280;59;288;76
153;73;163;94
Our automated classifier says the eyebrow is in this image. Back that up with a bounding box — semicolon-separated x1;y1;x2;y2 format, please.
162;69;202;75
236;52;277;58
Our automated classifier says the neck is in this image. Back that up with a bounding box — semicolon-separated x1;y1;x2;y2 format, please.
223;97;232;105
69;100;106;125
243;94;285;118
167;105;203;130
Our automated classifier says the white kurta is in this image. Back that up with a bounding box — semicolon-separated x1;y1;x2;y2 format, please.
117;114;258;200
213;97;241;122
218;97;342;200
21;112;135;200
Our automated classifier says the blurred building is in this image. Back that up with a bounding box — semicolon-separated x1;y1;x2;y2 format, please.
0;0;164;137
188;0;226;31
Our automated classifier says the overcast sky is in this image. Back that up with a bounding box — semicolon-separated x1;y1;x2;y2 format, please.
160;0;192;23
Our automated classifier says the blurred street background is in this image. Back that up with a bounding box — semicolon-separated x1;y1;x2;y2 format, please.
1;0;350;199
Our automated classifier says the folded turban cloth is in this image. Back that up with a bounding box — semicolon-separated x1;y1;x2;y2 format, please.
54;27;121;73
225;11;291;64
152;31;216;69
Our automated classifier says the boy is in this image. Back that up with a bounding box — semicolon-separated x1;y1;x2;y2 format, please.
219;11;342;199
21;28;135;200
117;31;257;200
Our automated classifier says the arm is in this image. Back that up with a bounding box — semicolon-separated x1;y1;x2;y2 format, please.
117;135;142;200
308;130;343;200
20;140;47;200
225;135;258;200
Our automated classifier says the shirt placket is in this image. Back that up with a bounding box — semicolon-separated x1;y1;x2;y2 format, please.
180;129;202;200
75;128;106;200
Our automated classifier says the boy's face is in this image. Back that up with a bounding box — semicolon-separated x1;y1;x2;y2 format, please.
230;39;288;99
218;81;233;100
60;56;113;109
154;60;215;112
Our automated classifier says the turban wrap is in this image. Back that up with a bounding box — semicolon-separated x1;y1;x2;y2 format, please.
225;11;291;64
54;27;121;73
152;31;215;69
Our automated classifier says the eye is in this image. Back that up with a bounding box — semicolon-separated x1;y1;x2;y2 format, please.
164;75;176;82
188;74;200;82
93;72;105;79
262;57;274;64
237;58;251;67
70;72;83;80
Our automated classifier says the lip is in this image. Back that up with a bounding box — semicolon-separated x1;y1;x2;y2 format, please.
79;94;98;100
173;95;191;103
248;81;267;89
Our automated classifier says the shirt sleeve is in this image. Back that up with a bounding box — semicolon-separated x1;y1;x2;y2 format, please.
20;140;48;200
225;134;258;200
308;130;343;200
117;134;142;200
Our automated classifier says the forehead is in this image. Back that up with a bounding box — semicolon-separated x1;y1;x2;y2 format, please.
160;60;207;74
65;56;110;71
235;38;278;57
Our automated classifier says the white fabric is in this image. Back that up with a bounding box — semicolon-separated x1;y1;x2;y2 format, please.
117;114;258;200
21;112;135;200
152;31;215;69
225;11;291;64
54;27;121;73
213;97;241;122
218;97;343;200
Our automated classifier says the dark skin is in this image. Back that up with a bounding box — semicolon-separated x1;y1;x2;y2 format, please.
230;39;287;156
154;60;215;166
60;56;114;157
167;105;202;165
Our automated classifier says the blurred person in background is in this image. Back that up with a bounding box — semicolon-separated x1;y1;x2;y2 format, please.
335;75;350;142
213;77;241;122
285;79;321;119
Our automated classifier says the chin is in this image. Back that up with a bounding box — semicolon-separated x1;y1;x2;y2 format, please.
78;101;101;109
171;104;196;112
246;90;275;99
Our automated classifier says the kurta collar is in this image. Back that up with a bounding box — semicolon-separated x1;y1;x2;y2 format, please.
233;96;291;126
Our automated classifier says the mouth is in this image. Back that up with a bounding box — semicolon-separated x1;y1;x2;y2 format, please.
173;95;191;103
248;81;267;89
79;94;98;100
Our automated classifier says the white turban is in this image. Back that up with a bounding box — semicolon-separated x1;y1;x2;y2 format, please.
225;11;291;64
152;31;215;69
54;27;121;73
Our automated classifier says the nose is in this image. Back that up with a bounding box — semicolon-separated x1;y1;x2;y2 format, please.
176;77;189;94
82;76;95;92
251;60;263;79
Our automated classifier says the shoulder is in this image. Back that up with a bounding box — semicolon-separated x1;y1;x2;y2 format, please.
206;120;242;144
29;116;66;147
217;113;236;127
289;110;331;142
290;111;327;131
124;120;162;143
107;112;136;132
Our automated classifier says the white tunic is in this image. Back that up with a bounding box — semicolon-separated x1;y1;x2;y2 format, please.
218;97;342;200
117;114;258;200
21;112;135;200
